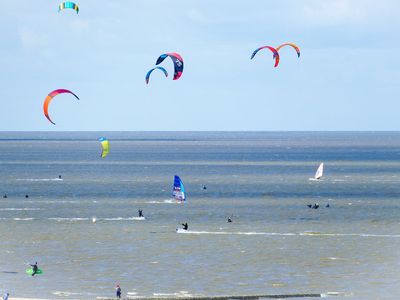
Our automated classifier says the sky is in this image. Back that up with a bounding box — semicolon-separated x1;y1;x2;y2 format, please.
0;0;400;131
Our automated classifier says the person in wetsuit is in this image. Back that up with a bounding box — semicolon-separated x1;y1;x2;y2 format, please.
181;222;188;230
138;209;143;217
227;216;233;223
30;262;38;276
116;285;122;299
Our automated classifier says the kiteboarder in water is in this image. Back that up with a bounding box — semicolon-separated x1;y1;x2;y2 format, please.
30;262;38;276
312;203;319;209
138;209;143;218
181;222;188;230
228;216;233;223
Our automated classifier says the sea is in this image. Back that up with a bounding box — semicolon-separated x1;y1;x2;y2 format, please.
0;132;399;299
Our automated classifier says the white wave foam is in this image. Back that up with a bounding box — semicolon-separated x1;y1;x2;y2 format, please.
17;178;63;182
176;230;400;238
13;218;34;221
53;291;82;297
153;292;193;297
48;218;89;222
102;217;146;221
176;230;295;236
148;199;179;204
0;208;41;211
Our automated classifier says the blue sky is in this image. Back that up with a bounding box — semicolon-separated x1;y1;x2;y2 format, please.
0;0;399;131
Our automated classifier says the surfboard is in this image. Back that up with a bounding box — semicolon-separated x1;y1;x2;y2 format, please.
26;268;43;275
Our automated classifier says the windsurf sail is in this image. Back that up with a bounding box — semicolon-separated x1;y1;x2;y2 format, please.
314;163;324;180
173;175;186;202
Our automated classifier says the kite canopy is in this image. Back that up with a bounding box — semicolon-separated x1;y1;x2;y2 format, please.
145;66;168;84
59;2;79;14
155;52;184;80
251;46;280;67
98;137;110;158
276;43;300;58
43;89;79;125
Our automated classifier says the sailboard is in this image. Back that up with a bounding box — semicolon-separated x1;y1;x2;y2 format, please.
173;175;186;202
309;163;324;181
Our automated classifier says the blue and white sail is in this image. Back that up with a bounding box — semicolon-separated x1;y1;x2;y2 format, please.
173;175;186;202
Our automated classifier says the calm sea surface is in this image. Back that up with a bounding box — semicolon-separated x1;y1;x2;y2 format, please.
0;132;400;299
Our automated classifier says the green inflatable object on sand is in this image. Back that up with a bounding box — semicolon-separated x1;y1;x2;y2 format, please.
26;268;43;275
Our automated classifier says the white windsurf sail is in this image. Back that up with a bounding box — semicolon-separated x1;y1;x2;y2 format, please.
314;163;324;180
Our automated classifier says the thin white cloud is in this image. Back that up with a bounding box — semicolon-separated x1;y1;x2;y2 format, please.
300;0;398;25
69;19;90;32
19;28;46;48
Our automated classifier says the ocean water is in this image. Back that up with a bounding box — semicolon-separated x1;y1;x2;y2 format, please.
0;132;400;299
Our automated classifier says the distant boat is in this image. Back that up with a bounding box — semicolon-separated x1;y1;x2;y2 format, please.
309;163;324;181
173;175;186;202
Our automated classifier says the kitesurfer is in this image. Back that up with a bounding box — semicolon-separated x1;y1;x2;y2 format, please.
227;217;232;223
3;194;7;199
307;204;312;208
138;209;143;218
25;195;29;198
30;262;38;276
182;222;188;230
116;284;122;299
326;203;330;208
312;203;319;209
58;175;62;179
3;292;9;300
203;186;207;190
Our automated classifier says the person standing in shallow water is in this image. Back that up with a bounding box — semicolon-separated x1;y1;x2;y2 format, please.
115;284;122;299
